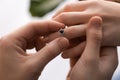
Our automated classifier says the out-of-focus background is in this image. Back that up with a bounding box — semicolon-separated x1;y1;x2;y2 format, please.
0;0;120;80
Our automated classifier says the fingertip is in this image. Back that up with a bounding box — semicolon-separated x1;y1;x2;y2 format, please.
83;16;103;58
56;37;70;50
87;16;103;44
90;16;102;22
89;16;103;28
57;21;65;27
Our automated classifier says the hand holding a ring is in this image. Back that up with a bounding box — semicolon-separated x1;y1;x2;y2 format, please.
0;20;69;80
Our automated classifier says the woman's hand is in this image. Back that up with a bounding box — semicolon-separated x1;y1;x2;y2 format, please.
67;16;118;80
0;20;69;80
53;0;120;46
42;0;120;58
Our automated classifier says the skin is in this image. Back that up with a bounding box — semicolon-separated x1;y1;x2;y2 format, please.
53;1;119;79
0;20;69;80
42;0;120;58
109;0;120;2
66;16;118;80
0;17;118;80
53;0;120;46
38;0;120;79
34;16;118;80
53;1;119;80
0;1;119;80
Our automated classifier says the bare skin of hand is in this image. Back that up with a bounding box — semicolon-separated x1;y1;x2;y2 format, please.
41;0;120;58
0;20;69;80
66;16;118;80
53;0;120;46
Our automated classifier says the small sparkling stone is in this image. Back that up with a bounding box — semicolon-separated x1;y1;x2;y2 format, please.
59;29;64;34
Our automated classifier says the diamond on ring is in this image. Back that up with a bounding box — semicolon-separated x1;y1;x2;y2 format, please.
59;28;65;36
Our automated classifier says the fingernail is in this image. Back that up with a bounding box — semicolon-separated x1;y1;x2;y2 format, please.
91;16;102;27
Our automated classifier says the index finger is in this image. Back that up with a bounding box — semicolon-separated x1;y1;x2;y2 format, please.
7;20;65;49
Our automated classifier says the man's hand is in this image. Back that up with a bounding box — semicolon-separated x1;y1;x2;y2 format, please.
0;20;69;80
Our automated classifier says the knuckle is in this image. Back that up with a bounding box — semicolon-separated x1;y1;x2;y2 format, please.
28;21;38;27
57;38;65;50
28;20;50;33
64;3;72;11
26;22;38;31
94;33;102;43
56;38;68;51
28;21;41;28
28;20;47;28
90;0;99;5
44;44;60;57
45;42;61;56
46;45;55;54
58;12;67;22
89;30;102;43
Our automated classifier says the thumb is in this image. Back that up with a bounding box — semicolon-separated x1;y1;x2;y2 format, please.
31;37;69;69
82;16;103;60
